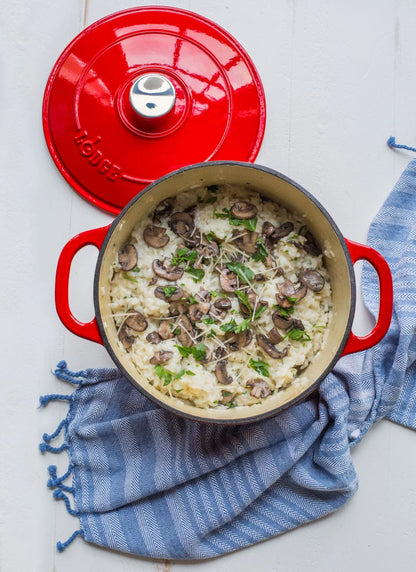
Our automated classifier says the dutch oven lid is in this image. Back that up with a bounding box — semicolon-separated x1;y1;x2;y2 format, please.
43;6;266;214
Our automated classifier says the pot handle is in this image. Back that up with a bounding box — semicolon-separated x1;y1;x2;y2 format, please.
55;225;110;345
341;239;393;356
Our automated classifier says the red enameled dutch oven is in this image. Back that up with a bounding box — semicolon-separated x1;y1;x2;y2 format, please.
55;162;393;424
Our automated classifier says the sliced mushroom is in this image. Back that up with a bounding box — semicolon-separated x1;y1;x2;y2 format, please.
301;230;321;256
272;221;294;240
262;221;276;237
153;198;174;223
197;235;220;257
231;230;259;254
268;327;283;344
152;258;184;281
220;391;234;405
118;324;136;349
149;276;158;286
118;244;138;271
217;266;239;293
246;378;271;398
256;334;288;359
272;310;293;330
168;300;189;316
209;305;227;321
230;201;258;220
215;346;227;359
177;315;194;347
298;269;325;292
143;225;170;249
146;332;161;344
188;301;210;323
150;351;173;365
195;289;212;303
276;279;307;305
226;329;252;352
124;310;148;332
214;297;232;311
239;289;257;317
158;321;175;340
154;285;184;301
215;360;233;385
291;318;305;330
255;273;267;282
169;212;195;236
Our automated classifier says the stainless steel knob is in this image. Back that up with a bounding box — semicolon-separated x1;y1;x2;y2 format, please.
129;73;176;118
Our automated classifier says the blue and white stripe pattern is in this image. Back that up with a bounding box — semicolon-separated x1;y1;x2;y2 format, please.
40;159;416;558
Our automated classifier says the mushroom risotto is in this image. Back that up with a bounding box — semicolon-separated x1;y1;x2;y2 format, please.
110;185;332;409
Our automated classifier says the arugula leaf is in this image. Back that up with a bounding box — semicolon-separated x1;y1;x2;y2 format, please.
154;365;173;385
249;358;270;378
251;239;269;263
253;304;267;320
186;267;205;282
213;207;258;231
287;329;311;342
220;318;250;334
274;305;295;316
171;248;198;266
235;290;252;314
175;343;207;361
162;286;178;298
227;262;254;284
220;319;238;333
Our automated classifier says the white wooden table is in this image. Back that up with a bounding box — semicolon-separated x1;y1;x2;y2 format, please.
1;1;416;570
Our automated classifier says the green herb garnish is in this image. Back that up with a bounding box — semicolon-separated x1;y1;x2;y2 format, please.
202;317;215;325
286;329;311;342
154;365;173;385
213;207;257;231
163;286;178;298
235;290;252;315
186;267;205;282
251;239;269;263
171;248;198;266
175;343;207;361
227;262;254;285
123;274;138;283
249;358;270;378
206;231;215;242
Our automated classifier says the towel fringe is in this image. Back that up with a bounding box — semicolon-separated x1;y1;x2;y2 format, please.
39;368;85;552
387;136;416;153
57;529;84;553
54;360;87;384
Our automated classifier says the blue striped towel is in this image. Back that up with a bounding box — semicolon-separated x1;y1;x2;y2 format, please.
40;158;416;558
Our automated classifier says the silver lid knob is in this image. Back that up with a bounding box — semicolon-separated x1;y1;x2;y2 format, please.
129;73;176;118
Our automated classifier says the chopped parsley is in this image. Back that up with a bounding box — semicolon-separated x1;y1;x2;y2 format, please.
214;207;257;231
154;365;173;386
205;231;216;242
286;329;311;342
162;286;178;298
220;318;250;334
202;317;215;325
249;358;270;378
227;262;254;285
171;247;198;266
175;342;207;361
186;267;205;282
251;238;269;263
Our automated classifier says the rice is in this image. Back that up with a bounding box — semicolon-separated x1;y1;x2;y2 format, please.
109;185;332;410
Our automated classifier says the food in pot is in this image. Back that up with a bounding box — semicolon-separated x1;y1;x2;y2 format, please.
109;185;332;409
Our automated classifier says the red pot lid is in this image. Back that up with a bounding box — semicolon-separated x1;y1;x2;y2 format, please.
43;6;266;214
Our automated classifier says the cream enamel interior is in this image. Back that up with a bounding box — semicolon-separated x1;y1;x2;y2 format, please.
96;163;353;422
